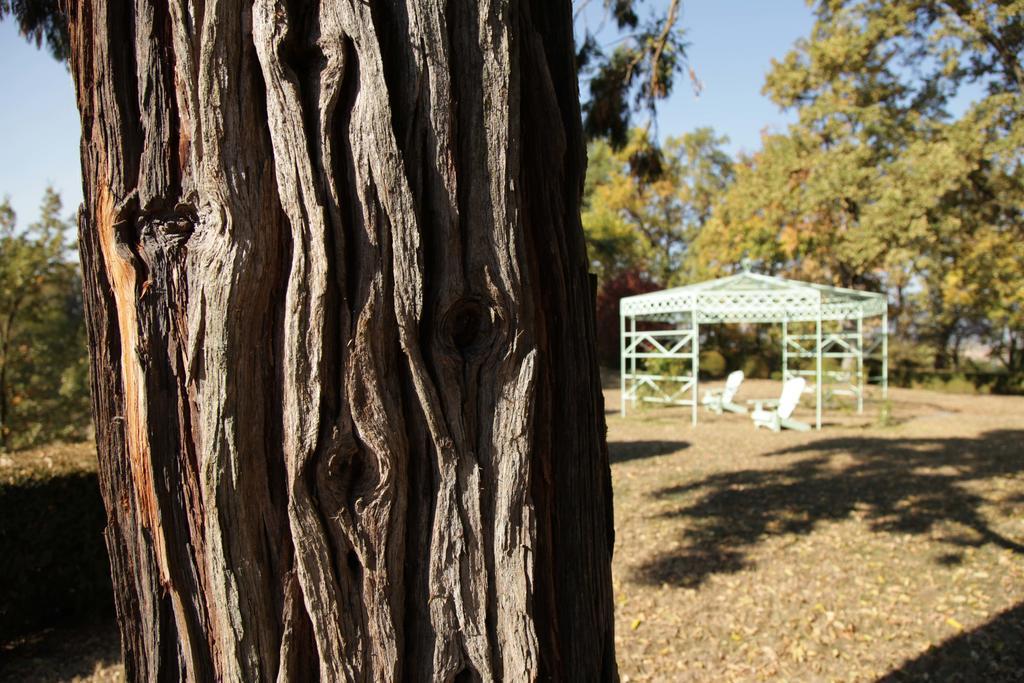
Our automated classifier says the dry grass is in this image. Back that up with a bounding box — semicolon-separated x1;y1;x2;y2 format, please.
3;383;1022;681
609;378;1024;681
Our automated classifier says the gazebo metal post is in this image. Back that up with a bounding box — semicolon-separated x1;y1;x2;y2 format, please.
781;316;788;381
856;307;864;414
816;301;823;430
882;310;889;401
620;307;626;416
629;314;637;411
691;310;699;426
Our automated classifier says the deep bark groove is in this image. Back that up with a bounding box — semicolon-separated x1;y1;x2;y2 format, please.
67;0;616;680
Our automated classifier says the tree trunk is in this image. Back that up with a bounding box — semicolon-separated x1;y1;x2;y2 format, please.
65;0;616;680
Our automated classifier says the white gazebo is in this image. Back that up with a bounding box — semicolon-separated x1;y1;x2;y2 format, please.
619;266;888;429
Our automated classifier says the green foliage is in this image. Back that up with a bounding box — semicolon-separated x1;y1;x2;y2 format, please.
643;356;690;378
740;355;771;380
583;128;734;286
692;0;1023;377
699;350;727;378
581;138;645;282
0;189;91;450
0;0;68;61
890;366;1023;395
578;0;689;147
875;399;895;427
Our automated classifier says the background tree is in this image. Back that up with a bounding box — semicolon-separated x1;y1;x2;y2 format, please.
0;0;68;60
695;0;1023;375
576;0;689;148
582;127;733;371
584;127;733;286
0;189;89;449
581;137;646;281
64;0;616;680
3;0;692;149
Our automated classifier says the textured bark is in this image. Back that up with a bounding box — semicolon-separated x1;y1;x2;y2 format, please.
67;0;615;680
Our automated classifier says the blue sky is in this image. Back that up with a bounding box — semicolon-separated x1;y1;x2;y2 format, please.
0;1;815;225
576;1;814;154
0;20;82;226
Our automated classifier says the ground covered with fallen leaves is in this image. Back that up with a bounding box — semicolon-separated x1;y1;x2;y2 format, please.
2;383;1022;681
609;379;1024;682
0;621;122;682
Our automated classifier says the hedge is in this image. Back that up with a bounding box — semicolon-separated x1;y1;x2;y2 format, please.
889;368;1024;396
0;446;113;641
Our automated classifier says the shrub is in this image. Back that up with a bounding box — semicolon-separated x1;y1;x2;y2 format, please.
0;444;113;641
643;357;690;378
741;355;770;379
891;368;1023;396
594;270;661;368
700;350;727;378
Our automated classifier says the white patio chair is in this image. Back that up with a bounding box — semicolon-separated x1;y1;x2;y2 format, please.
701;370;747;414
749;377;811;432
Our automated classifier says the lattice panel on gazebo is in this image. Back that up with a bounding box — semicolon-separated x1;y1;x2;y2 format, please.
621;271;888;323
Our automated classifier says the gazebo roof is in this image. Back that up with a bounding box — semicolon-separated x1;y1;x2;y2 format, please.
620;270;887;323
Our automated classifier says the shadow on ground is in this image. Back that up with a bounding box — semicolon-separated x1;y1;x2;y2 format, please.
635;430;1024;588
0;618;121;682
876;600;1024;682
608;440;690;464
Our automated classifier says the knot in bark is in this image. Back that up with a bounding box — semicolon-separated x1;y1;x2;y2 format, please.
442;297;499;359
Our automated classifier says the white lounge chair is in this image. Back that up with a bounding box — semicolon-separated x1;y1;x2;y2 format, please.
702;370;747;414
749;377;811;432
